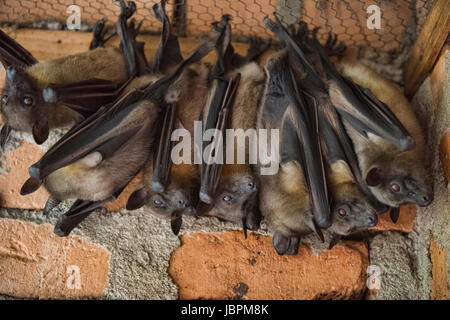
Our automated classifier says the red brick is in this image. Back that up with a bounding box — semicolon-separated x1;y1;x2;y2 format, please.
0;219;110;299
439;131;450;183
0;141;49;210
103;173;142;212
169;231;369;300
371;204;417;233
430;236;449;300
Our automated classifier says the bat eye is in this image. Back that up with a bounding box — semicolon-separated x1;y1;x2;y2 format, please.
337;208;347;217
391;183;400;193
23;96;34;107
153;199;164;207
223;194;232;202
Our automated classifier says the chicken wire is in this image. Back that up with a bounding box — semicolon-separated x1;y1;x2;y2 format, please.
0;0;433;61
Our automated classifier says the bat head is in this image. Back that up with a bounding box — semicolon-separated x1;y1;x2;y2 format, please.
205;169;260;231
365;155;433;208
1;66;49;144
329;183;378;236
149;186;196;216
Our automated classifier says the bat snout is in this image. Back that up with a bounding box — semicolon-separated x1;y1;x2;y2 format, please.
366;214;378;227
417;193;433;207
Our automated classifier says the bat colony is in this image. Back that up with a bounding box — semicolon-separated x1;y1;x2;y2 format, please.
0;1;433;255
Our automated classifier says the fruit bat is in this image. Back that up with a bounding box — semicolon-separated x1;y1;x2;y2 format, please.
126;63;211;235
335;55;433;222
263;17;331;229
19;37;214;237
196;15;269;236
0;0;140;147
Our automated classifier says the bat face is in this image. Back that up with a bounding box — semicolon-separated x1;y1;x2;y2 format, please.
365;159;433;208
1;67;43;134
329;184;378;236
205;167;259;230
146;186;196;218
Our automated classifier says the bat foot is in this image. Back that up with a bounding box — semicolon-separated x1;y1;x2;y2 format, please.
389;207;400;224
43;196;61;215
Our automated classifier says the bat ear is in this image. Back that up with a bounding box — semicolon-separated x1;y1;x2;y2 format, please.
126;187;147;210
20;177;42;195
366;167;382;186
6;66;17;82
389;207;400;224
329;235;341;250
170;211;183;235
32;118;49;145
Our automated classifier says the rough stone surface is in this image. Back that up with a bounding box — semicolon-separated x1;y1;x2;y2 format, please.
368;231;419;300
170;231;369;300
0;218;110;299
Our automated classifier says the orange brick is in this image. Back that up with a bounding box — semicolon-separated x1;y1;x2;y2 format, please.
169;231;369;300
430;235;449;300
371;204;417;233
0;141;49;210
440;131;450;183
103;172;142;212
0;219;110;299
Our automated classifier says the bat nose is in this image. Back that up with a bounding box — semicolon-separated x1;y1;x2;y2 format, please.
418;194;433;207
178;199;190;208
367;214;378;227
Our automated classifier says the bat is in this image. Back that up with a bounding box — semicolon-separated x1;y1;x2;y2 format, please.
256;50;326;255
263;17;331;229
19;37;215;236
126;64;212;236
335;55;433;222
0;0;140;147
197;15;268;236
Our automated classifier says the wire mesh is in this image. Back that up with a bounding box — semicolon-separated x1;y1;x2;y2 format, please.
0;0;433;59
